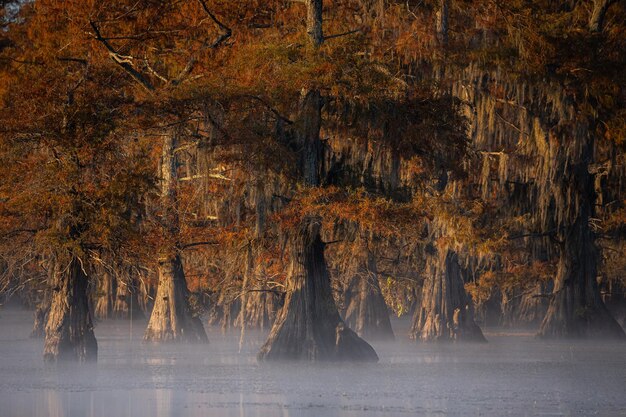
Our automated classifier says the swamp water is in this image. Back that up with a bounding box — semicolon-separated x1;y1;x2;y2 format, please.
1;308;625;416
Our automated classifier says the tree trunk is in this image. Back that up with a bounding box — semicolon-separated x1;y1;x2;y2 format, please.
343;252;394;341
436;0;450;44
305;0;324;48
144;255;207;342
207;289;241;329
410;249;485;342
31;292;51;338
94;270;114;320
258;217;378;361
538;220;624;338
43;257;97;362
237;183;281;330
299;89;323;186
112;272;145;320
538;134;625;339
515;282;549;328
239;289;282;329
258;0;376;361
137;273;155;316
144;131;208;343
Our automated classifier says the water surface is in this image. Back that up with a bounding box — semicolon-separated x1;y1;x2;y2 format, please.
1;308;625;416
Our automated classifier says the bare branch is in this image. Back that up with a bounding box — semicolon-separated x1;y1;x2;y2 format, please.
324;28;361;41
241;95;293;124
171;0;233;85
56;57;88;65
196;0;232;38
182;241;219;249
143;56;170;84
89;21;155;92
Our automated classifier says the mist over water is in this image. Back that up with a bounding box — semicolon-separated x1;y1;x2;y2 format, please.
1;308;625;417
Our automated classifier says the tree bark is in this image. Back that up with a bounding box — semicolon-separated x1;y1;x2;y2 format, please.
207;289;241;329
589;0;617;33
299;89;323;186
258;217;378;361
94;269;114;320
436;0;450;45
411;249;485;342
305;0;324;48
43;257;97;362
112;272;145;320
144;131;208;343
343;251;394;341
31;292;51;338
538;138;625;338
239;289;282;329
144;254;207;342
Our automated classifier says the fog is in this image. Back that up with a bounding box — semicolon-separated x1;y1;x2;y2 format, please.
1;308;625;417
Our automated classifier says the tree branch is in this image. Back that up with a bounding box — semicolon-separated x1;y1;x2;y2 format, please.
89;21;155;92
181;241;219;250
170;0;232;85
324;28;361;41
241;95;293;124
508;229;556;240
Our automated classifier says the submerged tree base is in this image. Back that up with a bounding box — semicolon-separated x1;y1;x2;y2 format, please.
538;214;626;340
343;265;395;341
411;250;486;343
144;255;208;343
538;294;626;340
258;217;378;362
43;258;97;362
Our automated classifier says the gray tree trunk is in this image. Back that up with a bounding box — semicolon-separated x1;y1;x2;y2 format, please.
258;0;377;361
299;90;323;186
144;255;207;342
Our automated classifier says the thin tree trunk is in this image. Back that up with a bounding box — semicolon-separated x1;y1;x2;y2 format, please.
411;249;485;342
240;182;281;330
436;0;450;44
144;131;208;343
516;282;549;327
43;257;97;362
238;244;253;351
207;288;241;329
258;217;378;361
